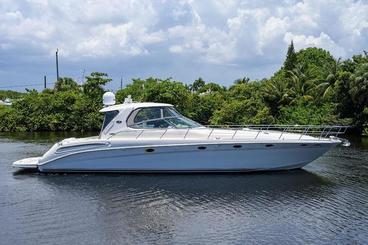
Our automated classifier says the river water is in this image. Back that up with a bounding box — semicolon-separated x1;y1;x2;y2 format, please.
0;132;367;244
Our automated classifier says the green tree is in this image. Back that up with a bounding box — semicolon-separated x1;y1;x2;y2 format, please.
210;98;274;125
278;101;340;125
116;78;147;102
296;47;335;80
349;63;368;132
197;82;226;94
287;66;317;104
116;77;191;113
189;77;206;92
234;77;250;85
143;78;191;113
0;72;113;132
188;92;225;124
54;77;80;92
262;78;292;115
0;90;23;100
2;48;368;136
316;58;342;99
82;72;111;99
284;40;297;71
228;81;261;99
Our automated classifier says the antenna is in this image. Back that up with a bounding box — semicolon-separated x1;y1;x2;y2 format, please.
79;69;85;84
120;77;123;90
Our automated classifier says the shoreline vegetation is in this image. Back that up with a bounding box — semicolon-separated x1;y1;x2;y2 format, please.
0;43;367;136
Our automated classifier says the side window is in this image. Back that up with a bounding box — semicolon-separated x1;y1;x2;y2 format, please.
140;119;171;128
163;107;176;117
134;108;161;124
102;110;119;131
126;106;202;129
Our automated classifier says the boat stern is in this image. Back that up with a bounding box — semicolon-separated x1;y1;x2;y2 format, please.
12;157;41;170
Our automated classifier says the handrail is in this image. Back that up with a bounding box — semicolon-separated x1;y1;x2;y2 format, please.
109;125;349;141
207;128;215;139
279;125;288;139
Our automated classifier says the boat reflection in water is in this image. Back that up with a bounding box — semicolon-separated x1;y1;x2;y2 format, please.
14;170;330;242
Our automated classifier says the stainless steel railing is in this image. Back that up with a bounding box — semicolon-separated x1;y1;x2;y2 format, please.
109;125;349;141
207;125;349;139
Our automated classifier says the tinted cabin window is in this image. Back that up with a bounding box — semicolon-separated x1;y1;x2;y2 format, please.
102;110;119;131
163;107;176;117
128;107;202;129
134;108;161;123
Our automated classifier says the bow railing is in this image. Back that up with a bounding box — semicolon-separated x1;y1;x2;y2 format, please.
109;125;349;141
207;125;349;140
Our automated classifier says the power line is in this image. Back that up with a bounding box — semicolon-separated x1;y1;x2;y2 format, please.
0;82;56;89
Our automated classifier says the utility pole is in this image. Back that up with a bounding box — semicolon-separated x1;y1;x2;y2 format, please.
44;75;47;89
78;69;85;84
81;69;85;84
120;77;123;90
56;49;59;81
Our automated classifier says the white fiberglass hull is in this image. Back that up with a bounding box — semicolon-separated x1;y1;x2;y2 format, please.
14;141;338;173
12;98;350;173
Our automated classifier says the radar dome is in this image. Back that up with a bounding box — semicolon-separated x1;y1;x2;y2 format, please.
103;92;116;106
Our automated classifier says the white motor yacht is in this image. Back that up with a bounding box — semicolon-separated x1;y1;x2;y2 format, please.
13;92;350;172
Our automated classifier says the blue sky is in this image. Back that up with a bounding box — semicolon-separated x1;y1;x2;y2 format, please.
0;0;367;91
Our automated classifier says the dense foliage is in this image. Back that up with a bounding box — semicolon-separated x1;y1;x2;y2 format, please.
0;72;110;132
0;46;367;135
0;90;23;100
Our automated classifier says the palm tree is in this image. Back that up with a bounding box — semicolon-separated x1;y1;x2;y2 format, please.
286;65;317;104
263;78;291;106
317;58;342;98
262;77;294;116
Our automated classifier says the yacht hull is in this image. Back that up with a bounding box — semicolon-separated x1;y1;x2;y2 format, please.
35;142;337;173
11;99;349;173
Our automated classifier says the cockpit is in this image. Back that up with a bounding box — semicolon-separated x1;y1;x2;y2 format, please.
99;100;203;138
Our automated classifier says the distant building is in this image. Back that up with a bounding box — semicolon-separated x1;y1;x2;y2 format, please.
0;98;12;106
199;88;212;96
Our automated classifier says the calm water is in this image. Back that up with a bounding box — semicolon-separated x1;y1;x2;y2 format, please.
0;132;367;244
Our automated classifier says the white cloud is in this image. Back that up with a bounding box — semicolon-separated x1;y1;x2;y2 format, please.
169;45;184;53
284;32;346;57
0;0;163;57
0;0;367;87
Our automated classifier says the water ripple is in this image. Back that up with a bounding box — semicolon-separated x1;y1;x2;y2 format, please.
1;137;368;244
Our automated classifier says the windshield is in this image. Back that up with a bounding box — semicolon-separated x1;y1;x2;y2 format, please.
102;110;119;131
128;107;202;129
